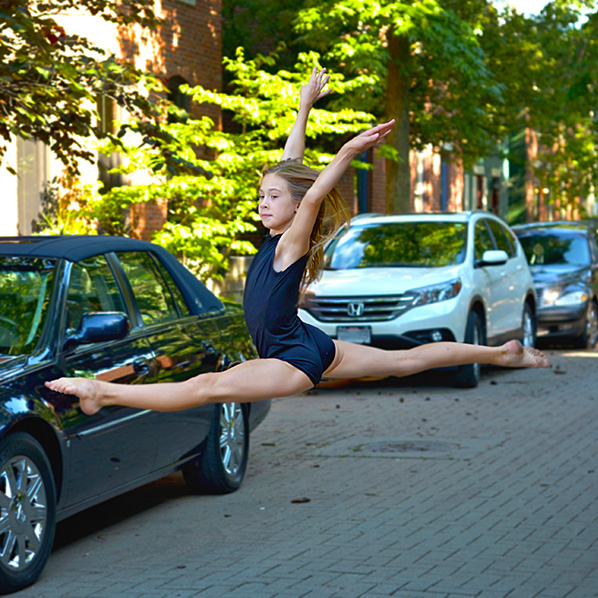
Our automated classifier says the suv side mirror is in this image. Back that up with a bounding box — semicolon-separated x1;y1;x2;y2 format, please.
476;249;508;268
64;312;130;350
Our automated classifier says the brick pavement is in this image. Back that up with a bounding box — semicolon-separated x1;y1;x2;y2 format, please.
16;347;598;598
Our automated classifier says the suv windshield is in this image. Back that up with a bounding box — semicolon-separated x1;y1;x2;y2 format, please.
324;221;468;269
518;231;590;267
0;257;56;356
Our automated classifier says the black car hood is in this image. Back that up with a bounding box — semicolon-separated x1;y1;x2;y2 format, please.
529;265;589;286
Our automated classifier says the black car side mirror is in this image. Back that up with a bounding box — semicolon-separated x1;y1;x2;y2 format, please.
63;312;130;351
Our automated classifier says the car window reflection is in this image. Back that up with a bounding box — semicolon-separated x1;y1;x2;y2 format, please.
117;251;180;325
474;220;494;261
66;255;127;332
519;232;590;267
0;257;56;356
324;222;467;269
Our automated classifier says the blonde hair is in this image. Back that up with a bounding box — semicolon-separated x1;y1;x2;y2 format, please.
261;159;352;289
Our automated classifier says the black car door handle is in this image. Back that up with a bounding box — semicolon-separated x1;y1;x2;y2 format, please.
202;340;216;355
133;358;151;376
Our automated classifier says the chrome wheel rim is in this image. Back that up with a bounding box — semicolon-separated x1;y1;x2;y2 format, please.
522;308;535;347
0;456;48;572
219;403;246;476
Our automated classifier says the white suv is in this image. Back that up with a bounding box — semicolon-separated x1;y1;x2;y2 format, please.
299;212;538;387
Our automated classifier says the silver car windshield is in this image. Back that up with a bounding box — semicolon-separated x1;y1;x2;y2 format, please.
518;232;590;267
324;222;468;269
0;257;56;356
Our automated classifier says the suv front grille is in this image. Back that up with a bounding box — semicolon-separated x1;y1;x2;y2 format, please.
302;294;417;322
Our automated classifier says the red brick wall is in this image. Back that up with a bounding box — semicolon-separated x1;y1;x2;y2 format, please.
130;199;168;241
117;0;222;241
448;161;464;212
369;148;468;214
118;0;222;124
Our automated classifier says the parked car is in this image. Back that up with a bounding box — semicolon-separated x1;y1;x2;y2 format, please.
512;221;598;348
299;212;537;388
0;235;269;594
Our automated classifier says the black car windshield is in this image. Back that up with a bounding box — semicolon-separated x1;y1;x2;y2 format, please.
0;257;56;356
518;231;590;267
324;221;468;269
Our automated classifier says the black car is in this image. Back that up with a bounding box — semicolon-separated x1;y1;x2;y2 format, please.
513;221;598;348
0;235;269;594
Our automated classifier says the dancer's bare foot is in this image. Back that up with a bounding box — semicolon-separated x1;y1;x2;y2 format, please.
499;340;552;369
45;377;103;415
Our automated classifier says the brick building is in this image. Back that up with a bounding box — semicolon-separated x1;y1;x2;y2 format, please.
0;0;223;237
351;147;510;220
0;0;513;241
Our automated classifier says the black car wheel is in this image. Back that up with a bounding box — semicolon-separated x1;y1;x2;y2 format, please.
0;433;56;595
576;300;598;349
521;303;537;348
453;310;484;388
183;402;249;494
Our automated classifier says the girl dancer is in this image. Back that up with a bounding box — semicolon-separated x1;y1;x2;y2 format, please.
46;67;550;413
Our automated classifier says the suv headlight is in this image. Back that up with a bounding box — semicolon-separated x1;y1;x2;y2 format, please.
411;278;462;307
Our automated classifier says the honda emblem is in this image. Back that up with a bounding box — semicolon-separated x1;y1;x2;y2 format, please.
347;302;365;317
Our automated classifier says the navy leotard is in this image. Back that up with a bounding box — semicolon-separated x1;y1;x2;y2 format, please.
243;233;336;385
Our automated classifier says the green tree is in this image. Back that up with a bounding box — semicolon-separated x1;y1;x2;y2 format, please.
223;0;309;64
0;0;163;175
529;3;598;214
481;1;598;218
72;51;376;282
295;0;503;213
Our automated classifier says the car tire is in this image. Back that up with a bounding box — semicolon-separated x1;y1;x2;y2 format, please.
521;303;537;348
453;310;484;388
182;402;249;494
0;432;57;595
575;299;598;349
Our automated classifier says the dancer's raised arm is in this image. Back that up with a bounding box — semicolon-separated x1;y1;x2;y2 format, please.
281;119;395;256
281;66;331;161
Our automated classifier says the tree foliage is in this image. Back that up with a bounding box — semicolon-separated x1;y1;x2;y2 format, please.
481;1;598;214
225;0;598;215
295;0;504;213
43;52;376;282
0;0;163;175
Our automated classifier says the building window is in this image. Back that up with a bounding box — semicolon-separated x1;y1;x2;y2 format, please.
167;76;191;123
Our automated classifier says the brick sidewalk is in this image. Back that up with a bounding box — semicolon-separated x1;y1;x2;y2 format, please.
20;347;598;597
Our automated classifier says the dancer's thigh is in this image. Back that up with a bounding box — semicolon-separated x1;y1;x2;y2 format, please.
211;358;315;403
324;340;400;379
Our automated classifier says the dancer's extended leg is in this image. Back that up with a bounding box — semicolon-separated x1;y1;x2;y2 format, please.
45;358;314;416
324;339;551;379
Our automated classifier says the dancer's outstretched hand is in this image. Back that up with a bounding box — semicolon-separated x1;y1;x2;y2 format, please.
299;66;331;109
344;120;395;154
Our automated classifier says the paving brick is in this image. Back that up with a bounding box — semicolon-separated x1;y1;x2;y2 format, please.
21;348;598;598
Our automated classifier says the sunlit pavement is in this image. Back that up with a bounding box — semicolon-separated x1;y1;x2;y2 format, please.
20;346;598;598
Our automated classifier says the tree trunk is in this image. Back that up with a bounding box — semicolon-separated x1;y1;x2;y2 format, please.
385;32;411;214
524;124;537;222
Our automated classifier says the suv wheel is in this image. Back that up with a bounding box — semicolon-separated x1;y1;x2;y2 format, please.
453;310;484;388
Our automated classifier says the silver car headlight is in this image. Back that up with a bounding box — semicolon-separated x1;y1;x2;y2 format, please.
542;288;588;307
412;278;462;307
